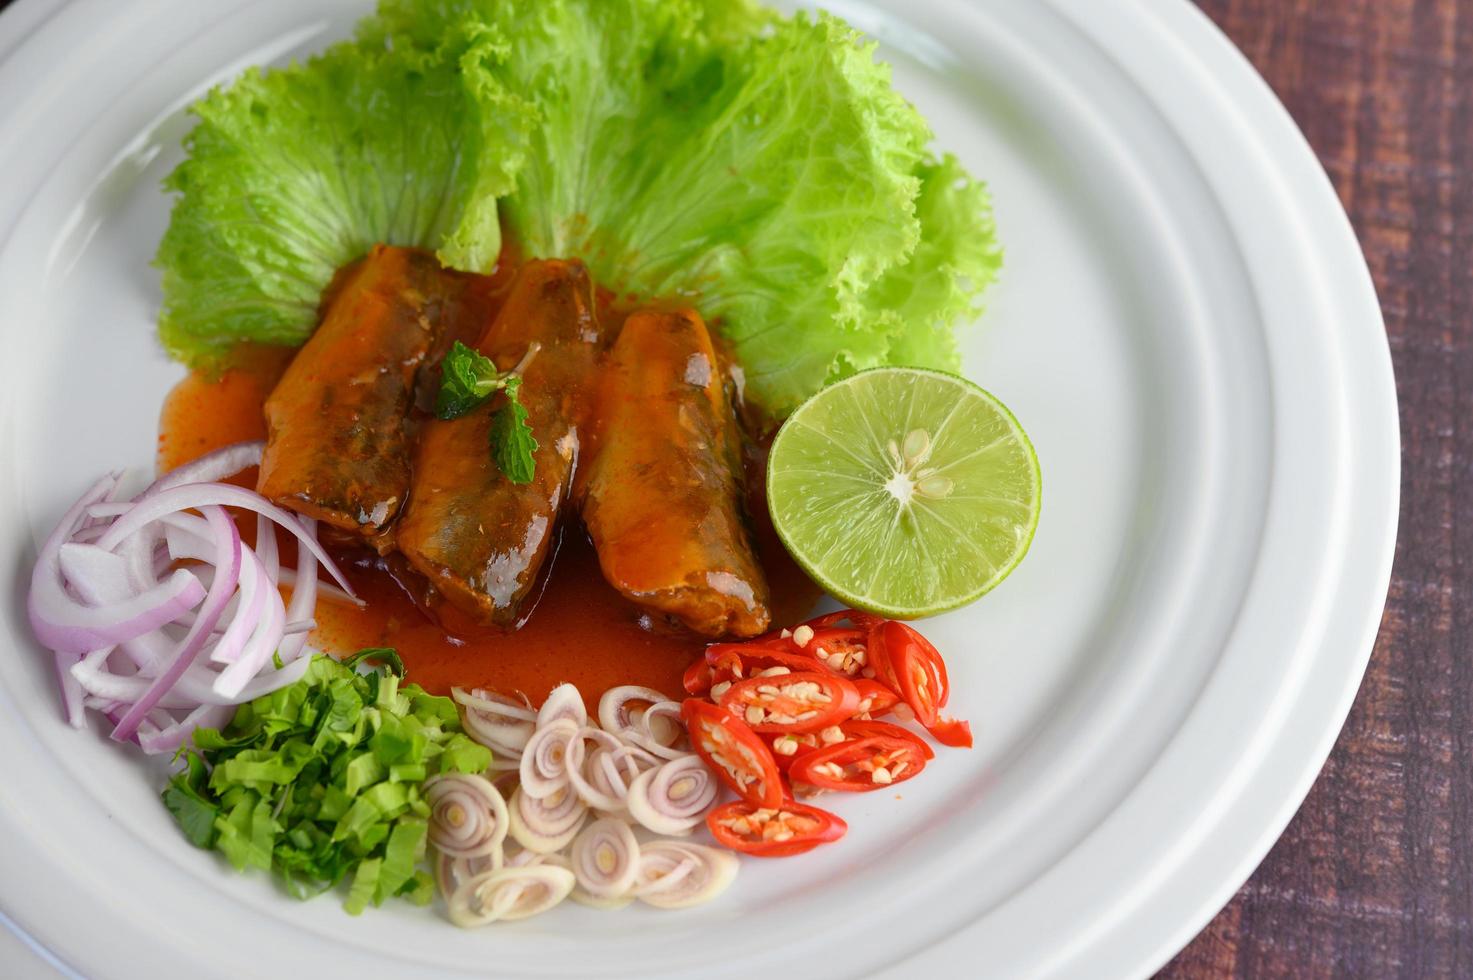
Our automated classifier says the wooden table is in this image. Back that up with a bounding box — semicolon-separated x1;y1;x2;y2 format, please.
1162;1;1470;976
0;0;1454;975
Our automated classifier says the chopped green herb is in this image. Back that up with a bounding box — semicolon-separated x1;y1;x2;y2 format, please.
490;378;539;485
341;646;405;675
161;651;490;914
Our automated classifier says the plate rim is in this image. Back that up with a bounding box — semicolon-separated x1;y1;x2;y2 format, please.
0;0;1399;977
878;1;1397;975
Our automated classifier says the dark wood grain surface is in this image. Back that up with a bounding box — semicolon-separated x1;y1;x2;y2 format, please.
1162;1;1472;977
0;0;1457;976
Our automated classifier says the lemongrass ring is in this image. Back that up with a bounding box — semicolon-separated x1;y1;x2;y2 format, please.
627;700;691;760
446;866;575;927
427;774;509;859
536;683;587;729
634;842;739;909
569;818;640;899
565;727;627;809
507;784;587;854
435;850;502;900
453;687;536;755
598;685;669;733
625;755;719;836
519;718;578;798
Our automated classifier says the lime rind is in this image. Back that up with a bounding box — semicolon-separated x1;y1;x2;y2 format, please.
766;366;1041;619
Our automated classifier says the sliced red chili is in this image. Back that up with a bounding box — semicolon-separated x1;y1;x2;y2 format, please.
764;731;821;771
682;657;714;696
852;678;900;718
681;699;783;808
717;672;860;734
707;800;847;857
840;719;935;760
706;643;841;681
788;734;929;793
928;716;973;749
801;609;886;632
802;627;871;678
870;620;970;747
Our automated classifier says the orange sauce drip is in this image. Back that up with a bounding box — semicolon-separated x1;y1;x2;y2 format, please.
156;346;821;706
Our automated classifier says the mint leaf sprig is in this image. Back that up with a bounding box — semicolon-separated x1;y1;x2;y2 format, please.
434;341;541;484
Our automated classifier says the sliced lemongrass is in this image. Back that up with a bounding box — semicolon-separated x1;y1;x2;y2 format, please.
508;784;587;854
634;842;739;909
446;866;575;927
570;818;640;899
427;774;508;859
625;755;718;836
537;682;587;729
519;718;578;799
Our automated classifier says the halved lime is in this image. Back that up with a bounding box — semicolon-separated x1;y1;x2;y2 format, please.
766;367;1040;618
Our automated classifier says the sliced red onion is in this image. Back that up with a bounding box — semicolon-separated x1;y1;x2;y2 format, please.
537;682;586;729
446;866;575;927
435;850;501;901
277;568;362;609
569;818;640;899
254;513;279;585
427;774;509;860
27;459;352;753
32;546;205;654
625;755;719;836
275;517;317;665
213;548;287;699
519;718;578;799
633;842;740;909
137;703;233;755
141;441;264;496
93;483;353;595
56;650;85;729
507;784;587;854
70;652;310;706
111;505;239;741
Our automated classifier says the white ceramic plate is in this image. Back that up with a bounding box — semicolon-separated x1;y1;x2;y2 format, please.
0;0;1397;977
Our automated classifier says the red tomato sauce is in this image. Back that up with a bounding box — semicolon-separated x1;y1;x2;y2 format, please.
156;345;820;708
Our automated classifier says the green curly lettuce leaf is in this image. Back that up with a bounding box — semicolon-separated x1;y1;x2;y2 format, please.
867;154;1004;370
368;0;994;413
155;39;528;368
160;0;1002;415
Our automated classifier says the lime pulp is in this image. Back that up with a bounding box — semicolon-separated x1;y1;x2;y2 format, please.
765;367;1041;618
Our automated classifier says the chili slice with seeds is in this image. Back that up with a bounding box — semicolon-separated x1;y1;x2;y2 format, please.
765;731;821;771
707;800;847;857
840;719;935;760
716;671;860;734
681;699;783;808
852;678;900;718
788;734;929;793
870;620;972;748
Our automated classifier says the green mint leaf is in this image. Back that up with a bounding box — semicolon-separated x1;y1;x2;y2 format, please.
490;378;538;485
435;342;508;420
